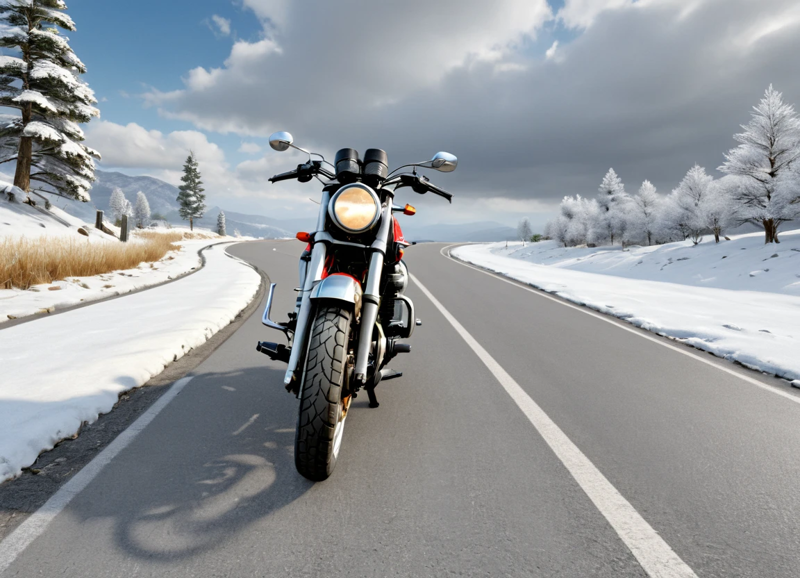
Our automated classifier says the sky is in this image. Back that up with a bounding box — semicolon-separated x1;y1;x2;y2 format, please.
51;0;800;229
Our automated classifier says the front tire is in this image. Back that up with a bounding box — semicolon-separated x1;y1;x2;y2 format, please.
295;304;352;481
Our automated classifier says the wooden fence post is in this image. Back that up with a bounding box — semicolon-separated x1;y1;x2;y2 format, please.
120;215;128;242
95;210;103;230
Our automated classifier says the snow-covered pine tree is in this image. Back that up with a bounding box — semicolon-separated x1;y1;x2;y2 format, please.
626;180;661;246
0;0;100;202
699;176;738;243
672;165;713;245
216;210;226;236
133;191;150;228
108;187;127;224
517;217;532;245
719;85;800;243
177;152;205;231
595;168;629;245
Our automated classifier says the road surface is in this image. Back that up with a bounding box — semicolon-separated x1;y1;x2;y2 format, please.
2;240;800;577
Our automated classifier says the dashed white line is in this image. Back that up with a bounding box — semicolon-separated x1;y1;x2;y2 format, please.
0;376;194;575
411;273;697;578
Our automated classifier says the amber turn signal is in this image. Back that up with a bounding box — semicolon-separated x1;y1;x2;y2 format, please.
296;232;311;242
403;204;416;216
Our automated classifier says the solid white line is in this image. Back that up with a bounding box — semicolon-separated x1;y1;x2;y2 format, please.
440;244;800;406
410;273;697;578
0;376;194;575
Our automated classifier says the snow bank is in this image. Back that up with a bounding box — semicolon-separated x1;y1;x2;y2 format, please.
0;242;261;482
453;233;800;382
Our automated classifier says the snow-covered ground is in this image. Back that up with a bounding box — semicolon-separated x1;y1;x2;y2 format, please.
1;193;236;323
0;241;261;483
452;231;800;383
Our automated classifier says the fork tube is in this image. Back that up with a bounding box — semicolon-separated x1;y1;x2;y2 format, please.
284;190;331;388
354;200;394;383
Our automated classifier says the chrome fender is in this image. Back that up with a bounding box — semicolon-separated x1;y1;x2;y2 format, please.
310;274;362;316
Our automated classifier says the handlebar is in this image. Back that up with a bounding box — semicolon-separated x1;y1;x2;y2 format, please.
270;163;452;203
269;161;335;184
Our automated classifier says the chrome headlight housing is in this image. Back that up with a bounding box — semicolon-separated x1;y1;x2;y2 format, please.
328;183;381;234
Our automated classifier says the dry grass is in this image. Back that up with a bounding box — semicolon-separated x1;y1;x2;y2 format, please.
1;233;181;290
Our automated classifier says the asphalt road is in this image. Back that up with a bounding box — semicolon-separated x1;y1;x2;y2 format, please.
3;240;800;577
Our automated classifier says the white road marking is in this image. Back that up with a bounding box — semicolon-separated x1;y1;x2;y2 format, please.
232;413;260;436
441;244;800;406
411;273;698;578
0;376;194;575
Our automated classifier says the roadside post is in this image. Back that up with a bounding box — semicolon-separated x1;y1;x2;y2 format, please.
95;210;103;230
120;215;129;242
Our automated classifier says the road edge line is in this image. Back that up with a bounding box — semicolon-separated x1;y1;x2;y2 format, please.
441;243;800;406
0;376;194;575
411;273;697;578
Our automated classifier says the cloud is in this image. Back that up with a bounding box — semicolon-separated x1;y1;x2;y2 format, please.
209;15;231;37
141;0;800;215
84;121;317;216
545;40;559;60
238;142;262;154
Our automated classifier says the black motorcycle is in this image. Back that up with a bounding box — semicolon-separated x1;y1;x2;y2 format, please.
257;131;457;480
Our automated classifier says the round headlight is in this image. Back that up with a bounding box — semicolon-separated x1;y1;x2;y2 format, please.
329;184;381;233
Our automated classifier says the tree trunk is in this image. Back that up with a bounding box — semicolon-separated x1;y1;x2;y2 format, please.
763;219;779;244
713;228;720;243
189;217;193;231
13;104;33;195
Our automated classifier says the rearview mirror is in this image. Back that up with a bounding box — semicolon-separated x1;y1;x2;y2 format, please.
430;151;457;172
269;131;294;152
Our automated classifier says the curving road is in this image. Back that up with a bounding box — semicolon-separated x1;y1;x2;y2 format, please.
2;240;800;577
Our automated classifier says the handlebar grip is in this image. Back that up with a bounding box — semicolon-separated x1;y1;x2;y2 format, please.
425;181;453;203
269;169;298;183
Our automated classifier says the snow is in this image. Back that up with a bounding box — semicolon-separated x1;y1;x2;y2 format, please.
453;231;800;382
0;195;234;323
0;241;261;482
0;55;27;72
22;120;63;143
12;90;57;114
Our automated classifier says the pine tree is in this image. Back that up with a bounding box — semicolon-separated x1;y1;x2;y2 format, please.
177;152;205;231
216;210;226;236
595;168;629;245
719;85;800;243
672;165;714;245
626;180;661;246
133;191;150;228
0;0;100;202
108;187;127;224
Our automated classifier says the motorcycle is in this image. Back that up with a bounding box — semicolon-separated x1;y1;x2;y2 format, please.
257;131;456;481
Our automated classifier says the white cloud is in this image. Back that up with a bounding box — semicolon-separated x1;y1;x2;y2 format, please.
545;40;559;60
238;142;262;154
210;15;231;36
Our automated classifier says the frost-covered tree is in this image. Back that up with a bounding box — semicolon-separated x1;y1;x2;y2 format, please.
217;210;226;236
108;187;128;224
699;176;737;243
671;165;714;245
133;191;150;228
517;217;532;245
625;180;661;246
545;195;600;247
719;85;800;243
594;168;630;245
177;152;205;230
0;0;100;201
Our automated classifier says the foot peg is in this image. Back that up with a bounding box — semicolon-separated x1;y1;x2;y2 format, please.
380;368;403;381
392;342;411;354
256;341;291;364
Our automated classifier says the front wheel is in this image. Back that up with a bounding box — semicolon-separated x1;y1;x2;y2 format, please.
295;304;353;481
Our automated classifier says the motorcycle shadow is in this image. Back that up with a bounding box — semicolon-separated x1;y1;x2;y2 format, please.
69;366;313;563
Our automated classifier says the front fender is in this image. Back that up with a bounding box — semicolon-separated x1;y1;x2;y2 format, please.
310;274;362;316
